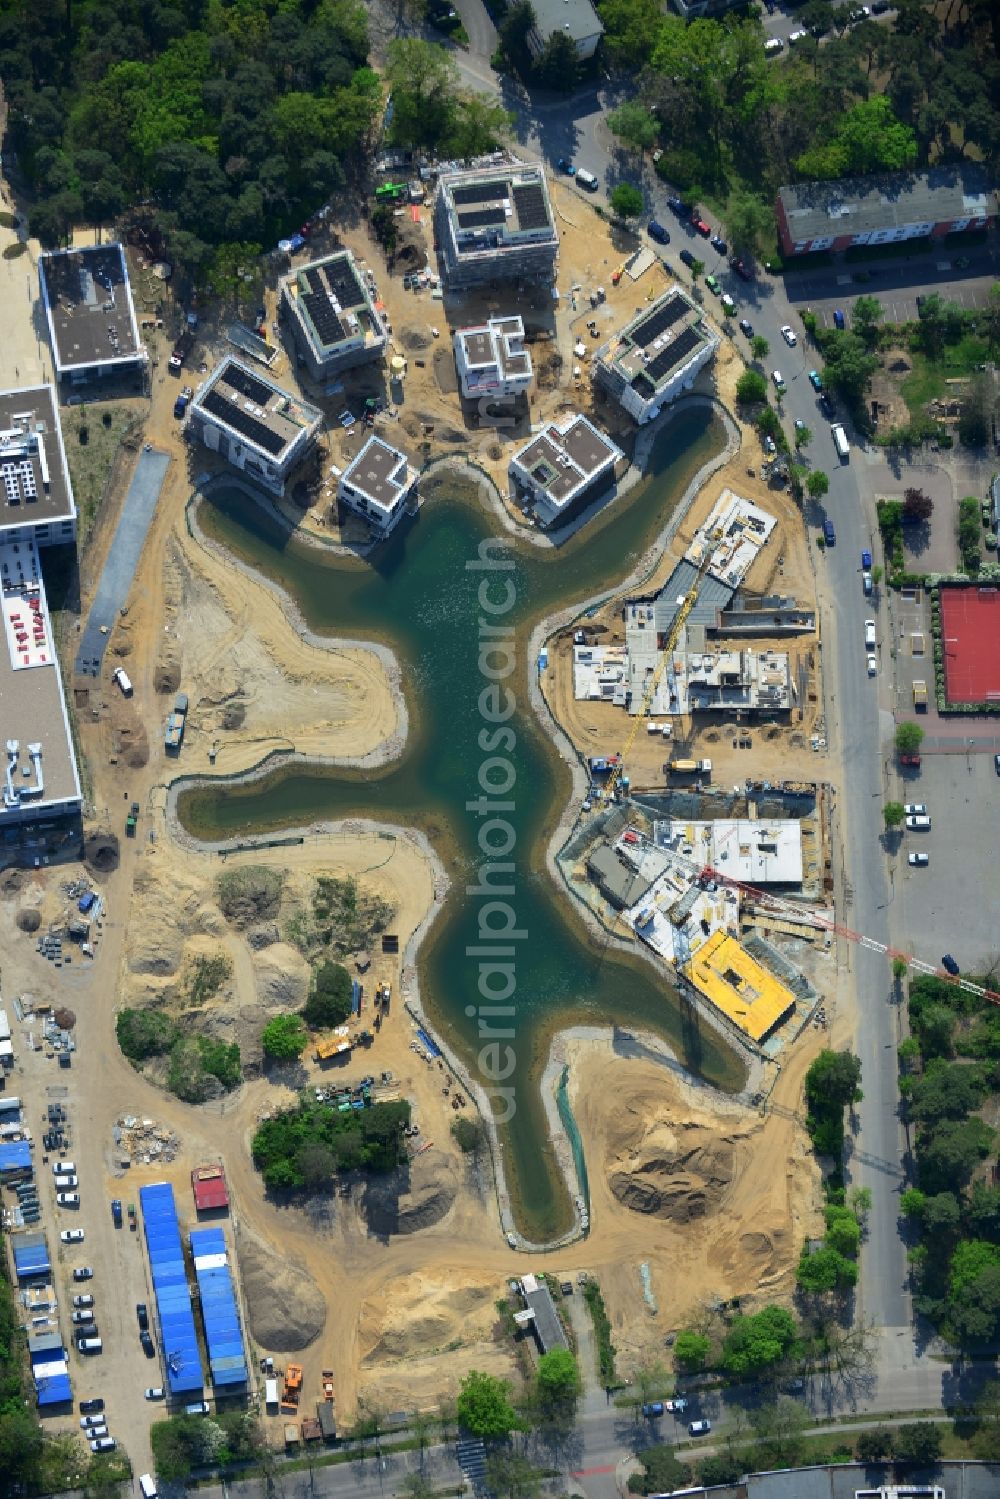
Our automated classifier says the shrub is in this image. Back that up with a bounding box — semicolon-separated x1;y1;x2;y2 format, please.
673;1328;710;1372
736;370;768;405
117;1007;176;1061
303;960;353;1029
261;1014;308;1060
451;1116;486;1154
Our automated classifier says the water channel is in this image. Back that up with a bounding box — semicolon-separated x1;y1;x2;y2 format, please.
177;404;748;1242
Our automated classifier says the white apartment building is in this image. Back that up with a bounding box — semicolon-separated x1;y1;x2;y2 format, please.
592;286;719;425
338;436;418;537
454;316;533;400
185;356;323;495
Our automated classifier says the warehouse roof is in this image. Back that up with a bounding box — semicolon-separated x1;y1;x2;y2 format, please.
38;243;143;376
191;1164;229;1212
0;385;76;534
778;165;995;244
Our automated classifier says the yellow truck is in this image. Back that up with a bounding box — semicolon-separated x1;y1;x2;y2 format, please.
912;680;928;711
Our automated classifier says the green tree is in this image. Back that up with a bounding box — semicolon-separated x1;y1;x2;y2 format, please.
485;1450;542;1499
895;721;925;756
893;1421;942;1465
609;182;644;220
446;96;513;159
451;1116;486;1153
600;0;666;68
796;96;917;178
825;1205;862;1258
0;1409;43;1485
909;1062;986;1124
852;295;884;346
903;486;934;523
261;1014;308;1060
822;332;880;404
689;258;705;283
900;1187;927;1217
533;29;580;89
721;1305;798;1375
736;370;768;405
699;1452;744;1486
922;1192;961;1233
629;1443;690;1495
607;102;659;160
919;1117;995;1194
972;1381;1000;1461
724;190;774;260
797;1242;858;1293
303;960;352;1029
750;1396;810;1469
856;1425;894;1461
536;1348;581;1418
958;375;992;448
806;1050;862;1112
386;39;459;151
456;1370;519;1438
806;470;830;499
750;334;770;361
883;801;905;828
893;957;909;980
794;424;812;448
674;1329;710;1371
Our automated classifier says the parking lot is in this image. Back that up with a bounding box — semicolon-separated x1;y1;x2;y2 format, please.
3;1003;166;1477
894;749;1000;974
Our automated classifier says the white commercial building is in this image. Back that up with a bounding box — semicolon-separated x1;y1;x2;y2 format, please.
337;436;418;537
592;286;719;425
185;356;323;495
509;412;622;529
527;0;604;58
655;817;803;885
279;249;387;381
453;316;533;399
38;243;145;386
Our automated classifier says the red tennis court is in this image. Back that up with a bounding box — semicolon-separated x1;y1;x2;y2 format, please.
939;584;1000;703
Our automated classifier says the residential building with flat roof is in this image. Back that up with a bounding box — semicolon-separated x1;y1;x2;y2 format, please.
592;286;719;425
454;315;533;400
38;243;145;385
684;930;796;1043
186;357;323;495
0;534;82;830
776;165;995;257
279;249;387;381
661;817;803;885
527;0;604;59
435;165;559;290
685;490;776;589
509;412;622;529
0;386;76;548
337;436;418;536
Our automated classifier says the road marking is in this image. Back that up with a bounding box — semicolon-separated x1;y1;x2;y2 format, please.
570;1464;618;1476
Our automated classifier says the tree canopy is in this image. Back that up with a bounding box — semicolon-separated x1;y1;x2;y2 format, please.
261;1014;308;1061
456;1371;519;1438
721;1305;798;1375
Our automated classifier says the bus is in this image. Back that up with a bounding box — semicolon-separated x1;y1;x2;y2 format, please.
831;423;850;461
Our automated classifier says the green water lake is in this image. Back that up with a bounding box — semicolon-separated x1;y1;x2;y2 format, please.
177;404;747;1241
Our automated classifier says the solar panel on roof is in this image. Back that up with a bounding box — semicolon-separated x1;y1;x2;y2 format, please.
512;183;548;231
303;291;345;345
632;296;687;346
457;207;506;230
451;182;505;206
642;325;703;384
304;267;324;295
223;363;272;405
202;389;287;456
322;258;364;308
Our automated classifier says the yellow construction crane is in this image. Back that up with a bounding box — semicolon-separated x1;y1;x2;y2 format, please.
599;558;711;805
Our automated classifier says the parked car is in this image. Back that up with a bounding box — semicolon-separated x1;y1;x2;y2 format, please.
556;158;575;175
903;803;927;816
866;654;878;676
710;234;727;254
81;1414;105;1429
57;1193;80;1207
140;1330;156;1357
863;570;873;595
906;814;931;829
808;369;823;391
772;369;786;391
72;1310;96;1325
667;196;686;216
705;273;720;294
53;1160;76;1174
647;220;670;245
665;1397;689;1413
692;217;711;237
864;619;877;648
73;1266;94;1280
689;1419;712;1435
823;518;836;545
763;435;777;455
995;753;1000;775
72;1294;95;1309
788;27;809;42
145;1388;165;1401
861;547;872;568
79;1399;104;1415
111;1199;123;1228
780;324;798;346
61;1229;85;1243
137;1304;149;1331
942;953;960;975
90;1438;116;1454
730;255;752;281
908;853;929;866
642;1402;665;1418
833;308;846;329
738;318;753;337
679;248;696;269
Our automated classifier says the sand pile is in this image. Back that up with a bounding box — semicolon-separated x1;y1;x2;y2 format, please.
254;942;311;1010
236;1222;326;1351
608;1115;740;1222
126;861;225;978
359;1275;495;1365
362;1152;457;1238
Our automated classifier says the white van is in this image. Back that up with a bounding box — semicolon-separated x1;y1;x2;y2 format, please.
139;1474;158;1499
77;1335;103;1353
112;667;133;697
575;168;599;192
54;1173;78;1189
831;423;850;461
763;36;784;54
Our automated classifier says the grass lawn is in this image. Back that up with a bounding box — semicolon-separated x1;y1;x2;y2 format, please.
900;335;990;419
63;401;145;550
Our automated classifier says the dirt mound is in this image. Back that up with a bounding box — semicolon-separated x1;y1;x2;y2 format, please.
362;1152;457;1238
16;908;41;932
155;659;181;694
127;866;223;976
248;923;280;950
217;865;283;928
359;1276;495;1365
236;1222;326;1352
83;829;119;873
254;943;311;1010
607;1117;739;1222
400;326;431;352
1;869;24;894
